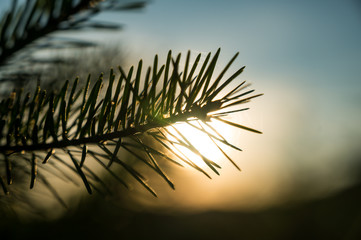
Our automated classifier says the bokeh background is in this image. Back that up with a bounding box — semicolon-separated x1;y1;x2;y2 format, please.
84;0;361;212
1;0;361;239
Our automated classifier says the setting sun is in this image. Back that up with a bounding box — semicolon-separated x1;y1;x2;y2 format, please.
165;120;235;171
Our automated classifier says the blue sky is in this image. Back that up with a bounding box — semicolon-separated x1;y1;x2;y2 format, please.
1;0;361;211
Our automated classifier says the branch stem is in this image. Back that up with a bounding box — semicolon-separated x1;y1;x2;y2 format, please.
0;111;198;154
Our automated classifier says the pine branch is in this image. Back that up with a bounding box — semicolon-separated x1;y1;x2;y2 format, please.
0;0;146;66
0;49;262;199
0;0;93;65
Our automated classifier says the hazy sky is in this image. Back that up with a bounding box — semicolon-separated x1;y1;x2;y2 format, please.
99;0;361;211
1;0;361;212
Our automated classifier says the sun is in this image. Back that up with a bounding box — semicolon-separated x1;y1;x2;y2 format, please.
165;120;232;171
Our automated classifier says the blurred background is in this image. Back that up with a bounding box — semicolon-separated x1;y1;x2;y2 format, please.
1;0;361;239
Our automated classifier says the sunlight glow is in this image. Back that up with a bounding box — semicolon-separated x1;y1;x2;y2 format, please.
165;120;233;171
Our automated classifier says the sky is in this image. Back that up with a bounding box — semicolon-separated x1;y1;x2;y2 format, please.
95;0;361;211
1;0;361;213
